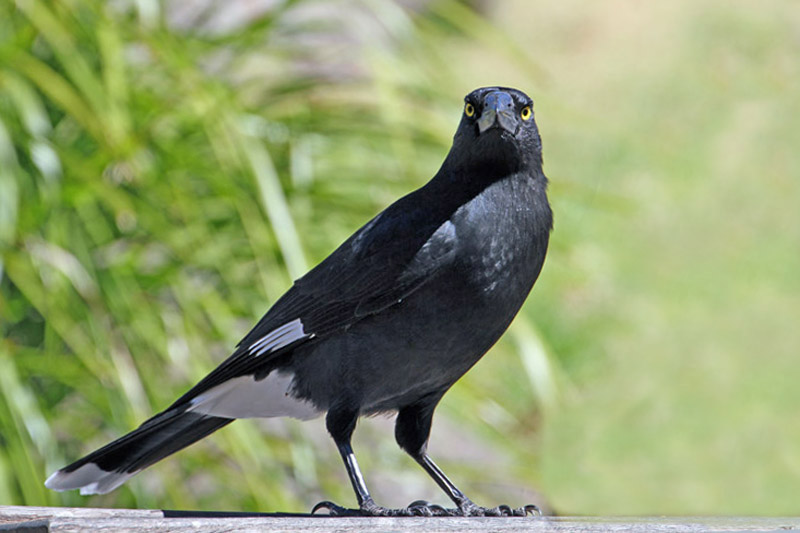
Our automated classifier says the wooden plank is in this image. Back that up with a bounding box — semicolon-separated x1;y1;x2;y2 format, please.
3;506;800;532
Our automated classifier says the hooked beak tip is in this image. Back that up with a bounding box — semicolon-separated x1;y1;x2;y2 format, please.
476;91;518;135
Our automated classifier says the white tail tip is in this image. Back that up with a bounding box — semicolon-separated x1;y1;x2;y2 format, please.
45;463;135;495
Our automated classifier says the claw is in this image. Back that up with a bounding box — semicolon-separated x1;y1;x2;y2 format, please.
311;501;335;515
311;500;360;516
407;500;448;516
410;505;433;517
524;504;541;516
455;498;542;517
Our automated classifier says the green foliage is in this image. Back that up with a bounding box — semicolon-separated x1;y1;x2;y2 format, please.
2;0;798;516
0;0;554;512
502;0;800;515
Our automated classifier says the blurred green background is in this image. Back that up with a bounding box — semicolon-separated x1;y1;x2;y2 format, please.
1;0;798;516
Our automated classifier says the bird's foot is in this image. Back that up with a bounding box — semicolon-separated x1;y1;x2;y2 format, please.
311;499;450;516
312;498;539;517
455;499;541;517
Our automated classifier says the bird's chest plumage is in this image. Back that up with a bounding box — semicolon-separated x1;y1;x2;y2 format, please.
353;177;548;411
448;176;547;307
290;175;551;414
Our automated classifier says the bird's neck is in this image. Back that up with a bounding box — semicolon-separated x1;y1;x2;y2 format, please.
431;150;544;204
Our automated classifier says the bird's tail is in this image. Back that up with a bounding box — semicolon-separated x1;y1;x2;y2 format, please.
45;409;232;495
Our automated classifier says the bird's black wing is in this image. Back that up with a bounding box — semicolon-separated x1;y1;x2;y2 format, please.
170;195;457;408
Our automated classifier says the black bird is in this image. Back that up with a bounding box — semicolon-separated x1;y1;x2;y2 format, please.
45;86;553;517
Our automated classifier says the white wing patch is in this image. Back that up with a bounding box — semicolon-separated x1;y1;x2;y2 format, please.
248;318;307;356
190;319;318;419
187;371;321;420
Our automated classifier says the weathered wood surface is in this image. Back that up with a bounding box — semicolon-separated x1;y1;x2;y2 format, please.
2;506;800;532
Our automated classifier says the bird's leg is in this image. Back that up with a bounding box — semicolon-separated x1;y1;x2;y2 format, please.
311;439;378;516
395;401;540;517
413;452;538;516
312;405;371;515
313;405;448;516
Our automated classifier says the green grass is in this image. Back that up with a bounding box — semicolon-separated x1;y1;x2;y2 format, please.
1;0;798;516
0;0;553;512
485;0;800;515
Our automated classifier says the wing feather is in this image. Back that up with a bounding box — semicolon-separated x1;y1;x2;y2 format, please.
169;195;458;409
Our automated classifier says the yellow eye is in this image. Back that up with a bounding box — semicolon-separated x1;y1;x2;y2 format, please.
520;106;532;121
464;102;475;117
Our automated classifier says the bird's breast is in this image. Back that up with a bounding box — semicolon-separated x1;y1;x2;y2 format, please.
449;176;550;303
288;174;551;415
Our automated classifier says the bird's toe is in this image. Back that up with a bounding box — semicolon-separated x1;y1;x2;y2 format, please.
407;500;449;516
313;498;542;518
523;504;541;516
311;500;361;516
496;504;514;516
456;500;541;517
314;498;458;517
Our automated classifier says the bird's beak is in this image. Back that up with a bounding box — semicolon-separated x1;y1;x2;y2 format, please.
477;91;518;135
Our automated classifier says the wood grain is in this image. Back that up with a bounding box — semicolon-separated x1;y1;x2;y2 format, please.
2;506;800;532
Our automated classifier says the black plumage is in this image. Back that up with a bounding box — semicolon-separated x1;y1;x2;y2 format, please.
46;86;553;517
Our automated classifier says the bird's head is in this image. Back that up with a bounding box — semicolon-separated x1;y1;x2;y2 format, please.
449;87;543;176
